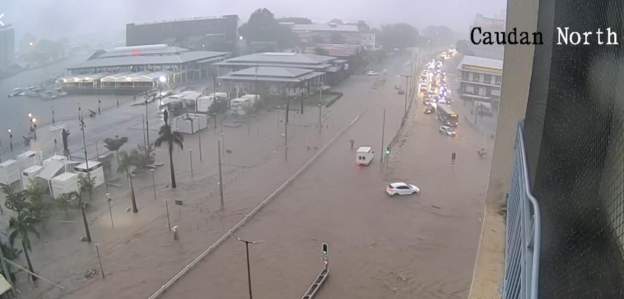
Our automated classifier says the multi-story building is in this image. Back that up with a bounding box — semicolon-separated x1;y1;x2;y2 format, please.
460;13;505;60
289;23;376;50
457;55;503;112
126;15;239;53
0;25;15;70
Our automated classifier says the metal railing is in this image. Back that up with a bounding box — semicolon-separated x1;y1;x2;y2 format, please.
502;122;541;299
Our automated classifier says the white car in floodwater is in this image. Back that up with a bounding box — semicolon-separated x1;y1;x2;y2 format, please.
386;182;420;196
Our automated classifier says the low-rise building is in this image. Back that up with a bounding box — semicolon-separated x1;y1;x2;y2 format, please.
62;44;229;93
457;55;503;111
216;52;348;85
218;66;324;99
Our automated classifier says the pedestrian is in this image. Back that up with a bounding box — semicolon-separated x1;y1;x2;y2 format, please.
116;99;120;108
349;139;354;150
451;152;456;163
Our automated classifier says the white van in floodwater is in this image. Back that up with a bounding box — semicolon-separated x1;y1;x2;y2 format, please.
356;146;374;166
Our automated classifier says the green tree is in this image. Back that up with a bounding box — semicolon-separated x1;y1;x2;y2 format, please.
378;23;420;50
103;135;128;164
135;144;156;170
117;150;140;213
239;8;299;49
24;183;48;223
154;110;184;189
2;184;29;214
56;192;76;219
8;210;40;281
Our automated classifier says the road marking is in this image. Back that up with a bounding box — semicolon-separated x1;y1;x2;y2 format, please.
148;113;362;299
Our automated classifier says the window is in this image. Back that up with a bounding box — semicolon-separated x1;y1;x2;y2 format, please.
484;74;492;84
472;73;481;82
465;85;475;93
495;76;502;85
462;71;469;81
478;87;486;96
491;89;501;96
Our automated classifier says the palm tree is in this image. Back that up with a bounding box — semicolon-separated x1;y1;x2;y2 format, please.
8;210;40;281
0;239;21;284
154;110;184;188
117;150;139;213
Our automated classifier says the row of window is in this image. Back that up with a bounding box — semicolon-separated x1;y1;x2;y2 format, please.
462;83;501;97
461;71;502;86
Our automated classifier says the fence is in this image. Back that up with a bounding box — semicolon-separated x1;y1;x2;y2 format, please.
502;122;541;299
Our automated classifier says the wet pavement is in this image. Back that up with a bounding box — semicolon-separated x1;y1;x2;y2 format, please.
9;52;418;298
156;53;494;299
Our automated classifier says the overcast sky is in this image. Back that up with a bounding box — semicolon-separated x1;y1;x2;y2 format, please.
2;0;506;41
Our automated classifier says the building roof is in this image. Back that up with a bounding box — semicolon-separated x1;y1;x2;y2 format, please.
128;15;237;26
459;55;503;72
69;45;228;70
219;66;323;83
292;23;360;32
218;52;335;66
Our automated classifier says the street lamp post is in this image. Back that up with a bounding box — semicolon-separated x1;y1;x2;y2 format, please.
31;118;37;140
7;129;13;152
145;97;150;151
237;237;261;299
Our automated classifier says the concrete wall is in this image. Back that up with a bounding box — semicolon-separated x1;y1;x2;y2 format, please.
485;0;539;207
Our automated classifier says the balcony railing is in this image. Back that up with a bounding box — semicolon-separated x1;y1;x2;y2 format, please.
502;122;541;299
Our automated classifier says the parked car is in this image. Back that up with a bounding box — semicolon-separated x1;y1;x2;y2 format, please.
424;106;434;114
439;125;456;137
367;70;379;76
386;182;420;196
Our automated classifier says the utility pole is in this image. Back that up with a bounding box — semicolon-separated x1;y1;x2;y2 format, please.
217;139;224;210
150;169;157;201
106;193;114;229
237;237;260;299
401;75;411;115
318;84;323;133
284;98;290;161
80;117;92;242
380;109;386;163
198;130;203;162
165;200;171;231
145;97;150;153
189;150;194;178
95;244;105;279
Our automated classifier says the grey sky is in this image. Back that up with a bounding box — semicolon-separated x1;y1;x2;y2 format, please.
2;0;506;40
